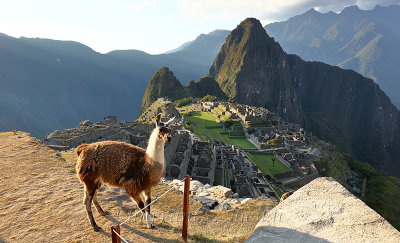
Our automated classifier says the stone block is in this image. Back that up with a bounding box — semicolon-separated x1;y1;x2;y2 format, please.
212;185;233;197
215;202;232;211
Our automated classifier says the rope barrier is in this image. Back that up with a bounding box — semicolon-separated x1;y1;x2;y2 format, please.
112;177;187;242
119;178;186;226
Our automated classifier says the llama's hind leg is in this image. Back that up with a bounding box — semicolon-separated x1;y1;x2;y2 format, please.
131;194;154;229
143;190;154;229
93;187;108;216
83;182;101;231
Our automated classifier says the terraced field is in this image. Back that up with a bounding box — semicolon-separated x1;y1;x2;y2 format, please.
244;152;291;175
187;112;256;149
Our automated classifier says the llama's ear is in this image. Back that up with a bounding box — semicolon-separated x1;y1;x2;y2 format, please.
155;114;161;126
166;116;175;126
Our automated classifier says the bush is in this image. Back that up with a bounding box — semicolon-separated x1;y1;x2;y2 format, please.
200;95;219;102
344;154;384;178
174;97;194;107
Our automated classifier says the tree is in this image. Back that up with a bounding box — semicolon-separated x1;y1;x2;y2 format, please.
200;95;219;102
266;139;281;167
222;117;233;130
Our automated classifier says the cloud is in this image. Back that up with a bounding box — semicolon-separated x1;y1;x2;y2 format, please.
178;0;400;24
132;0;155;13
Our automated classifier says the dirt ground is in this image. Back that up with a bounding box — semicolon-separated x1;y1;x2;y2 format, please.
0;132;276;242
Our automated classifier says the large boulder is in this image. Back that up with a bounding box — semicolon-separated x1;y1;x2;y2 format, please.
246;177;400;243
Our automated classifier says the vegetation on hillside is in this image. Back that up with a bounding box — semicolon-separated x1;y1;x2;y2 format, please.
139;67;187;114
343;155;400;230
200;95;219;102
173;97;194;107
186;76;227;99
314;150;350;180
317;152;400;230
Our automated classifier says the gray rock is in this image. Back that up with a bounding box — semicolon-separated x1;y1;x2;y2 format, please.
77;120;93;128
307;147;321;157
197;206;210;214
246;177;400;243
101;116;117;124
216;202;232;211
212;185;233;197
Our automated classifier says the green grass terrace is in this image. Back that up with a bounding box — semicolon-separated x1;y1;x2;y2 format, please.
245;152;291;176
187;111;256;149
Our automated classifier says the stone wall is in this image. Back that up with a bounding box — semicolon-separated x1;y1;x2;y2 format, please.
43;117;151;150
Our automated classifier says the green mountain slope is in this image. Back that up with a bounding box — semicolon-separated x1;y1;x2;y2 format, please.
139;67;187;114
185;76;227;99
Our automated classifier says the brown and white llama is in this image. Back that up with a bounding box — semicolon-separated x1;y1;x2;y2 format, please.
75;114;174;231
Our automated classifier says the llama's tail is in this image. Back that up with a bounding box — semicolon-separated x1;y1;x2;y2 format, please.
75;144;90;180
75;144;89;157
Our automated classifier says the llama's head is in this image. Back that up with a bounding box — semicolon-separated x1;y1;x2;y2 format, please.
155;114;175;143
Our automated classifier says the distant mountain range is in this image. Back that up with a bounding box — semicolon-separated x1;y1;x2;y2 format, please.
159;5;400;109
0;30;229;138
265;5;400;108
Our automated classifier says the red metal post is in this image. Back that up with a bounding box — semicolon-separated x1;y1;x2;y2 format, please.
182;176;190;241
111;223;121;243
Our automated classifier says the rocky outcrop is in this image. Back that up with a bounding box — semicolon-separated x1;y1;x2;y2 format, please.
168;179;253;211
246;177;400;243
208;17;400;176
137;98;182;125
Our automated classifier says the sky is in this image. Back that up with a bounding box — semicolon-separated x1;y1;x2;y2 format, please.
0;0;399;54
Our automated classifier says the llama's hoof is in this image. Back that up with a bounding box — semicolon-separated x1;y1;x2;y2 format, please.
100;211;109;216
93;225;102;232
147;224;155;229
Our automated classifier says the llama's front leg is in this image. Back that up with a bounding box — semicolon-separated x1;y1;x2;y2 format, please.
144;190;154;229
83;185;101;232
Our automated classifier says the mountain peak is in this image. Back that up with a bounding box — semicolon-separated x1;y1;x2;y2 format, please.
305;8;320;14
209;17;284;101
139;67;186;114
341;5;360;14
237;17;264;31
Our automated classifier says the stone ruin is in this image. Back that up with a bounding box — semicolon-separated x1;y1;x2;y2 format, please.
190;142;216;185
166;131;192;178
43;116;151;150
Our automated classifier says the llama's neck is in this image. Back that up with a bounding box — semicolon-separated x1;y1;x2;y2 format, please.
146;128;165;167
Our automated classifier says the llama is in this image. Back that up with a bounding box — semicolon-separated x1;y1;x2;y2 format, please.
280;190;295;202
75;114;174;231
